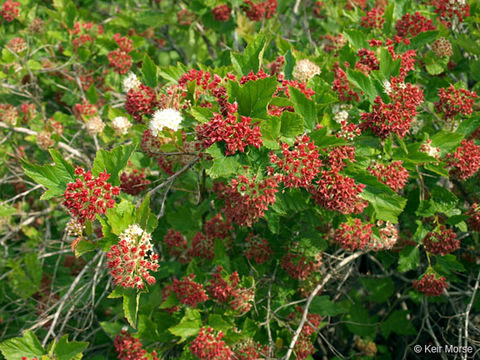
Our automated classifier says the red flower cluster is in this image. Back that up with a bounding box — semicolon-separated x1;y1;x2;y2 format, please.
241;0;277;22
125;84;159;122
276;74;316;100
114;330;158;360
108;33;134;74
432;37;453;58
324;33;347;53
423;226;459;256
171;274;209;307
355;48;379;74
368;160;409;192
120;169;150;195
361;7;384;29
244;233;273;264
310;171;367;214
333;63;360;102
233;339;266;360
63;167;120;224
1;0;19;22
70;22;103;48
106;225;159;290
269;55;285;76
289;306;322;336
294;334;315;360
327;146;356;172
446;139;480;180
432;0;470;28
190;214;232;261
395;12;436;38
360;77;424;139
467;203;480;232
190;327;233;360
214;174;279;226
268;135;322;188
196;103;262;156
164;229;189;262
281;247;322;280
334;219;374;251
212;4;231;22
207;266;239;302
73;100;97;120
434;85;477;120
413;273;448;296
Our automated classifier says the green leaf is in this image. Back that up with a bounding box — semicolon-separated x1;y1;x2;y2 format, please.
21;149;75;200
289;87;316;130
85;85;98;105
345;304;377;337
379;48;401;79
310;296;346;316
209;314;233;332
142;55;157;88
409;31;439;49
168;315;202;342
64;2;77;28
435;254;465;275
230;34;267;75
430;131;463;156
397;246;419;272
343;29;368;50
227;76;277;119
381;310;416;337
205;156;241;179
24;253;42;288
53;336;88;360
280;111;304;139
75;239;97;257
309;128;349;148
92;144;136;186
346;69;376;103
361;278;394;303
360;185;407;223
123;289;140;328
0;331;46;360
284;50;294;80
0;203;16;217
136;194;157;232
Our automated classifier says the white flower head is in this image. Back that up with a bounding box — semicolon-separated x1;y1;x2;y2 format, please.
123;72;141;93
334;110;349;124
85;116;105;136
293;59;321;82
149;108;183;136
111;116;132;135
383;80;392;94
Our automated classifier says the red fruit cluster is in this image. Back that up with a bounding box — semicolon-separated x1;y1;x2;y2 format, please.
120;169;150;195
281;248;322;280
432;37;453;58
276;74;316;100
310;171;367;214
214;174;279;226
196;103;263;156
190;327;233;360
114;330;158;360
108;33;134;74
207;266;239;302
333;63;360;102
1;0;20;22
446;139;480;180
355;48;379;74
467;203;480;232
190;214;233;261
171;274;209;307
432;0;470;28
63;167;120;224
361;7;384;29
269;55;285;76
289;306;322;336
212;4;231;22
233;339;266;360
368;160;409;192
70;21;103;48
164;229;189;262
360;77;424;139
268;135;322;188
327;146;356;172
324;33;347;53
434;85;478;120
241;0;277;22
244;233;273;264
413;273;448;296
73;100;97;120
423;226;459;256
395;12;436;38
125;84;159;122
294;334;315;360
334;219;374;251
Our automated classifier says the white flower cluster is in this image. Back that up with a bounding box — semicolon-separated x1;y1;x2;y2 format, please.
149;108;183;136
85;116;105;136
332;104;352;123
120;224;153;252
123;72;141;93
421;139;440;158
370;221;398;251
293;59;321;83
65;218;84;237
111;116;132;136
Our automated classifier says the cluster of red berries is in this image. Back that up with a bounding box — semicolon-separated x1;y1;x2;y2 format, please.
355;48;379;74
467;203;480;232
281;250;322;280
289;306;322;336
294;334;315;360
327;146;356;172
120;169;150;195
211;4;231;22
241;0;277;22
432;37;453;58
269;55;285;76
323;33;347;53
395;12;436;38
244;233;273;264
268;135;322;188
422;226;459;256
233;339;267;360
334;219;374;251
196;103;263;156
432;0;470;28
114;330;158;360
214;174;279;226
125;84;159;122
361;7;384;29
332;63;361;102
108;33;134;74
276;74;316;100
360;77;424;139
170;274;209;308
368;160;409;192
106;225;159;290
73;100;97;120
1;0;20;22
446;139;480;180
164;229;189;263
63;167;120;224
190;327;233;360
413;273;448;296
70;21;103;48
434;85;478;120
